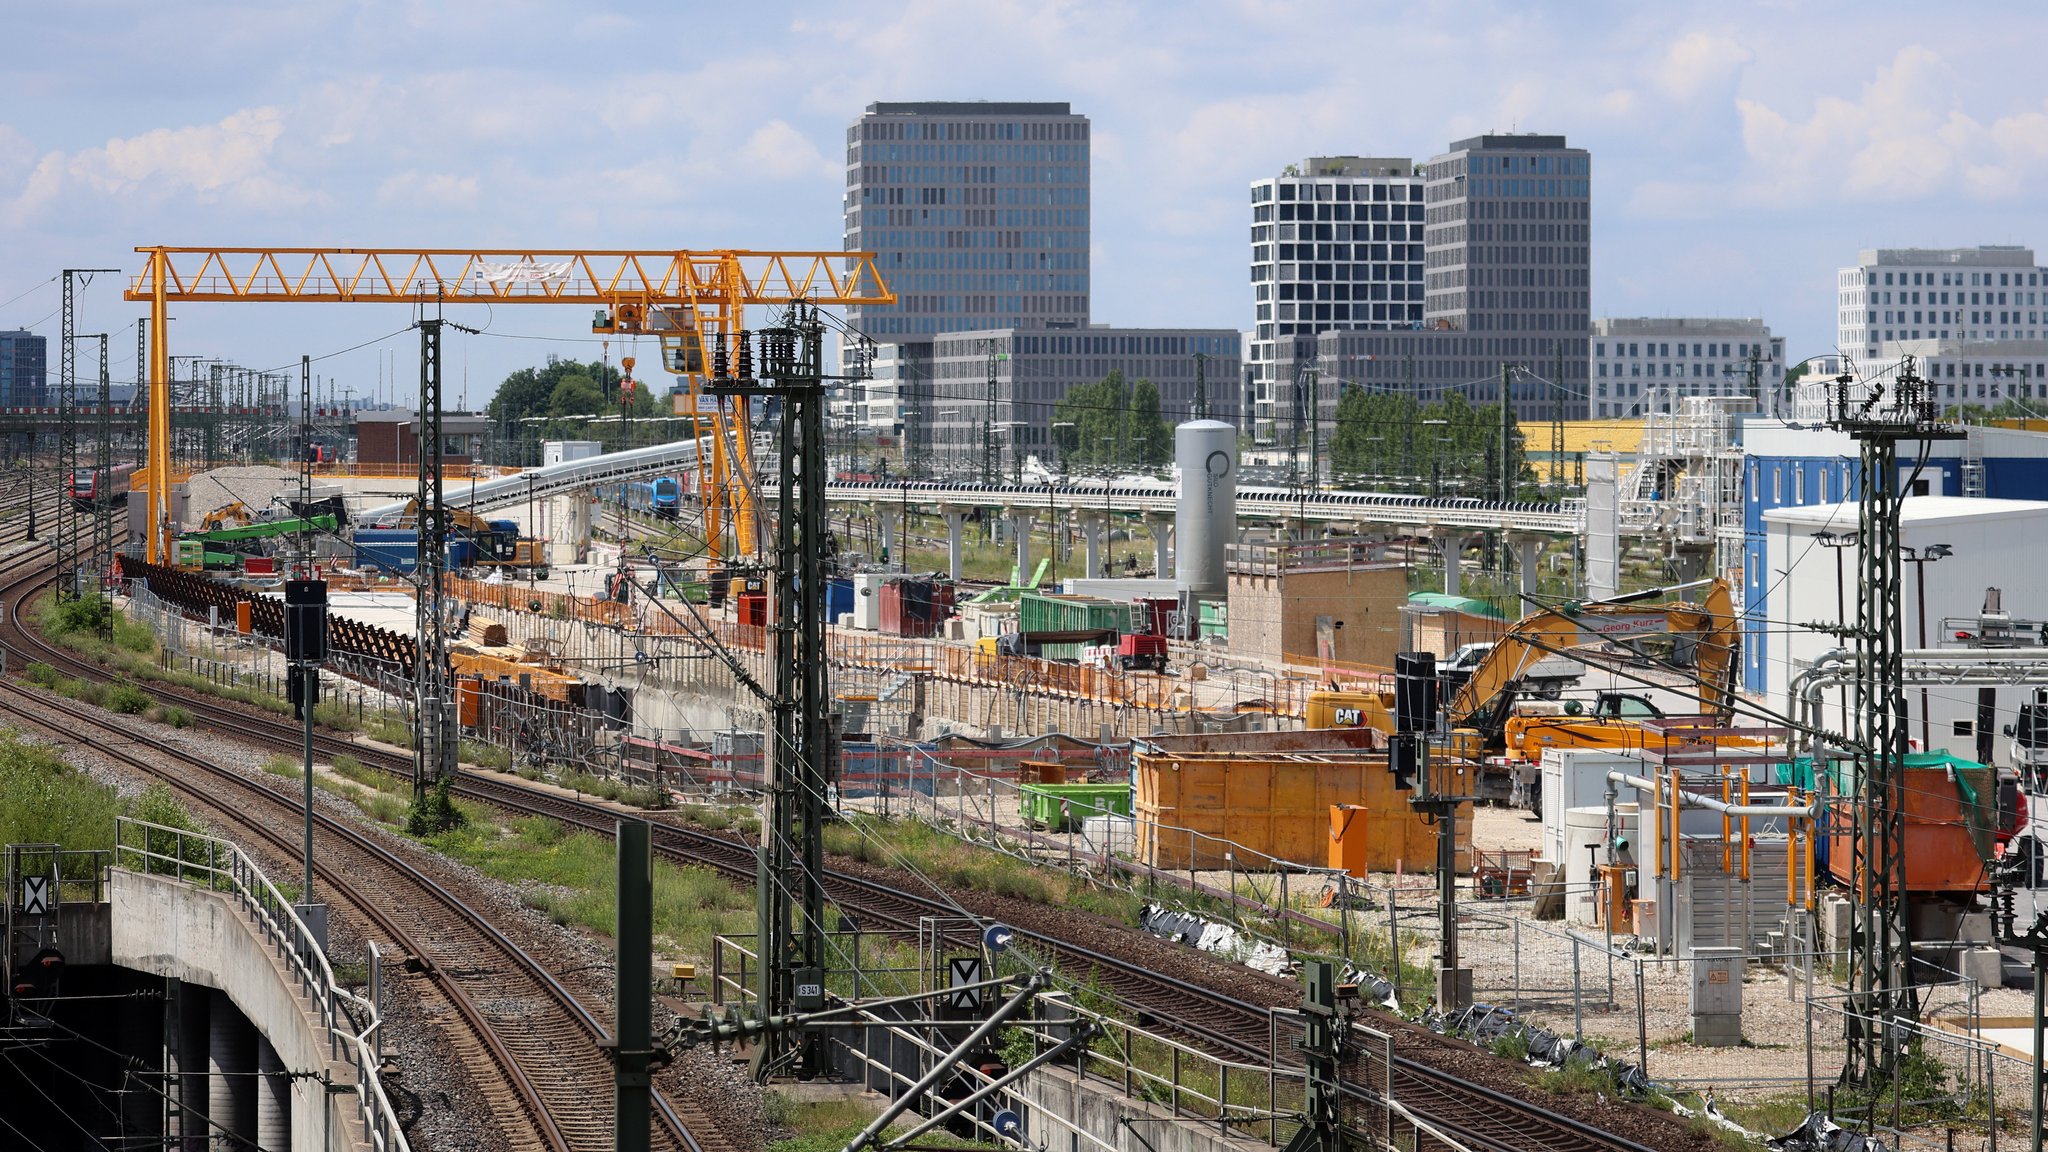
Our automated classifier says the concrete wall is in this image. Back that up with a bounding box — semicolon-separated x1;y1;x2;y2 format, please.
1019;1062;1276;1152
111;869;369;1152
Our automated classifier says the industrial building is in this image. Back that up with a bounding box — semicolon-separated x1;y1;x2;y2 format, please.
1837;245;2048;362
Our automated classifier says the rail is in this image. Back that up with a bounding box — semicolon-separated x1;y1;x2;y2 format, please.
113;817;409;1152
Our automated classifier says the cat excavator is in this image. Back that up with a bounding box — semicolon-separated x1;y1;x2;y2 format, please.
1308;578;1755;800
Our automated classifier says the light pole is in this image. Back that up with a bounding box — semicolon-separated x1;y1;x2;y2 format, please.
1051;421;1075;479
1902;543;1953;750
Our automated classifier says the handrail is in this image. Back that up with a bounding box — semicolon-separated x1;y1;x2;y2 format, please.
114;818;409;1152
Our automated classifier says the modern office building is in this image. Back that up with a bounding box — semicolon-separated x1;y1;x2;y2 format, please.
1590;318;1783;417
909;327;1241;477
842;101;1091;347
0;329;47;408
1246;157;1424;407
1249;134;1591;435
1837;246;2048;363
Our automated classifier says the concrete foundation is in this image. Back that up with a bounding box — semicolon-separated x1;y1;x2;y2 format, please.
1020;1061;1273;1152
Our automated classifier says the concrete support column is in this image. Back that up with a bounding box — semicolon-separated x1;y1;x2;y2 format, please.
1078;515;1103;580
875;505;899;569
255;1034;289;1152
207;988;253;1150
1440;532;1463;598
1149;517;1171;578
176;980;210;1148
1010;510;1035;585
942;507;967;582
1513;534;1542;604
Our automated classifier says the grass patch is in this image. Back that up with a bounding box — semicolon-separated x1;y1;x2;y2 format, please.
366;716;414;748
104;683;152;714
822;814;1144;925
761;1092;887;1152
558;768;667;809
422;811;754;961
261;756;299;779
458;739;512;771
1534;1057;1624;1097
1710;1092;1810;1140
152;704;192;728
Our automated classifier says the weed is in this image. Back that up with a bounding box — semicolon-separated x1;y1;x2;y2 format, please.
262;756;298;779
155;705;192;728
22;662;63;689
406;776;464;835
104;684;152;715
1534;1058;1623;1097
1489;1029;1531;1062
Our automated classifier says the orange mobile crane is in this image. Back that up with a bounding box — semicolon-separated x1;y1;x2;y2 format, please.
124;248;894;564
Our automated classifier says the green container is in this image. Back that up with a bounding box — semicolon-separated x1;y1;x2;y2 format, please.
1018;592;1139;635
1020;783;1133;830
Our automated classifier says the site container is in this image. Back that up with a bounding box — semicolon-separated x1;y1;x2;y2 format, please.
736;592;767;628
824;577;854;623
351;529;477;574
880;579;953;637
1135;728;1469;872
1020;783;1133;830
1018;591;1140;635
456;677;482;727
1826;753;1994;893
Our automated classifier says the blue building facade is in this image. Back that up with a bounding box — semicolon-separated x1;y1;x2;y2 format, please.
1738;422;2048;692
0;329;46;407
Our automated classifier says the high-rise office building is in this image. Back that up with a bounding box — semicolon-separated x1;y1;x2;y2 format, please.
1248;134;1591;433
843;101;1091;347
0;330;47;408
1246;157;1425;405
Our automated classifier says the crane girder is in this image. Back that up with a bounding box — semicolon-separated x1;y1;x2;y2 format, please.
123;248;894;307
126;246;891;564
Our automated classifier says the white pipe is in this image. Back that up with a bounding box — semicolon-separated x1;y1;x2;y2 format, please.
1605;770;1816;818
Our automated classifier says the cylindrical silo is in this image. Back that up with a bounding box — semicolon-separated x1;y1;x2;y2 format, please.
1174;420;1237;598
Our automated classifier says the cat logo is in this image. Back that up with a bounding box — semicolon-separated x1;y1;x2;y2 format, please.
1334;707;1366;727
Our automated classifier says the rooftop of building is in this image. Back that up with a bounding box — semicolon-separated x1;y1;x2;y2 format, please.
1443;133;1573;153
0;329;41;339
1765;495;2048;529
1857;246;2036;267
1595;317;1770;335
1277;157;1416;179
1875;336;2048;357
864;101;1076;117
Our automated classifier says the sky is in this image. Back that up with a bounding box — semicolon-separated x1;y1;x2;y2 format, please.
4;0;2048;406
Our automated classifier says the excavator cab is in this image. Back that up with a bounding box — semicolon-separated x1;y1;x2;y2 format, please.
1590;692;1662;721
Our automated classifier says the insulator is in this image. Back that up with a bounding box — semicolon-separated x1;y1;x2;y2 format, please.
737;330;753;380
712;337;729;380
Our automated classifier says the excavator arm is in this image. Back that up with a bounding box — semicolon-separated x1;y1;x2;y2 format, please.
1448;578;1740;747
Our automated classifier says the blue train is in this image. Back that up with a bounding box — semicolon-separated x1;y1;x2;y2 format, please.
613;476;682;520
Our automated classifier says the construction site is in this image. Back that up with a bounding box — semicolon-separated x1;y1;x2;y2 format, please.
5;246;2048;1152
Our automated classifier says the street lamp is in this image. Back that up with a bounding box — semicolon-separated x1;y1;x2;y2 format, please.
1050;421;1075;479
1902;542;1954;750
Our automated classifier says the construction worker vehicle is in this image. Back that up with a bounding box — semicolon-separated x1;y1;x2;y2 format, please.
1308;579;1754;802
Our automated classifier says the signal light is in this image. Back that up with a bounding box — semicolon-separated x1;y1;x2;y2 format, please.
1389;733;1420;791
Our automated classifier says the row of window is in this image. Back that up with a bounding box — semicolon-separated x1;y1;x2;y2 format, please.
1858;268;2044;287
1259;243;1417;264
1597;362;1754;378
855;228;1086;253
1595;377;1750;398
1254;263;1425;283
888;272;1089;294
1262;201;1425;223
854;120;1087;143
1251;181;1426;204
1595;341;1772;358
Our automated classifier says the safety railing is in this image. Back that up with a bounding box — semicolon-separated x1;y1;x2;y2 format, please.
114;818;408;1152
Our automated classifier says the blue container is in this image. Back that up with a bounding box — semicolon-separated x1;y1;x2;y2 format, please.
824;578;854;622
352;529;476;574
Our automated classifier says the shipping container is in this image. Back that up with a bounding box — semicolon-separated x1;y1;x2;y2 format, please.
1134;728;1470;873
351;529;477;574
1017;591;1141;635
1826;753;1994;893
824;577;854;622
880;579;954;637
1020;783;1133;830
736;592;767;627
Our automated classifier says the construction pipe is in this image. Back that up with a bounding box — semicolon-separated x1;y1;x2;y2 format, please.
1791;647;2048;751
1604;771;1816;819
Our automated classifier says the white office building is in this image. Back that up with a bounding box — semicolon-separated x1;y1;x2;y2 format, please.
1246;156;1425;400
1838;246;2048;364
1591;318;1783;418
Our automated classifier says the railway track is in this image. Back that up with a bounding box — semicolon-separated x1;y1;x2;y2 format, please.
3;555;1679;1152
0;552;714;1152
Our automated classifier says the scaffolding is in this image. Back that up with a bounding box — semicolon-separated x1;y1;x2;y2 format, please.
1615;395;1754;577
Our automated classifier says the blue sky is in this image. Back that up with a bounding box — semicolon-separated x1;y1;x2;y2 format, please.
4;1;2047;403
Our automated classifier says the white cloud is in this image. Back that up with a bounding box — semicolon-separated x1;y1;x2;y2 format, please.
1654;32;1752;102
8;106;314;218
738;120;839;183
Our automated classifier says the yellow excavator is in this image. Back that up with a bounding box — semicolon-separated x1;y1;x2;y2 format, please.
1308;579;1755;787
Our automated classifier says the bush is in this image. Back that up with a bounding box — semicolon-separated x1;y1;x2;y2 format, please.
23;662;63;689
104;684;152;715
156;705;192;728
405;776;464;835
49;595;113;638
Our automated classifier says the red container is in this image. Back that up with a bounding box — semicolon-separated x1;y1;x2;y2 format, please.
1138;597;1177;637
736;592;767;627
879;581;907;635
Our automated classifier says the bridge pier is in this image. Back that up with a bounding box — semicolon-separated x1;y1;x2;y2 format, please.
1010;510;1035;584
1077;514;1103;579
256;1034;290;1151
208;988;254;1148
1438;531;1463;598
1148;515;1171;578
1512;533;1542;605
942;507;967;582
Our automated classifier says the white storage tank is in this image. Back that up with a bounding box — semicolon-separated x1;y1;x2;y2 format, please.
1564;804;1637;926
1174;420;1237;598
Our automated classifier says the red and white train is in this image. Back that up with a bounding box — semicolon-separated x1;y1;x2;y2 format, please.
69;463;138;508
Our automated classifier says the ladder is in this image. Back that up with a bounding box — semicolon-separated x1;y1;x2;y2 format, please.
1961;427;1987;497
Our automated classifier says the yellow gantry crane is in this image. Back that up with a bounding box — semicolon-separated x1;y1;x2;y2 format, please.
125;247;895;564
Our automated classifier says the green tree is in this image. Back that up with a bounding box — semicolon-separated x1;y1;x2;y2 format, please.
1330;385;1529;496
485;356;625;425
548;373;606;417
1051;369;1173;473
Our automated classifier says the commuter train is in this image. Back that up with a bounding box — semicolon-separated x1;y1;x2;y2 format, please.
614;476;682;520
69;463;138;508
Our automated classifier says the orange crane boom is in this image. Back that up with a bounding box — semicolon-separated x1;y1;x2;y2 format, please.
125;247;894;563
